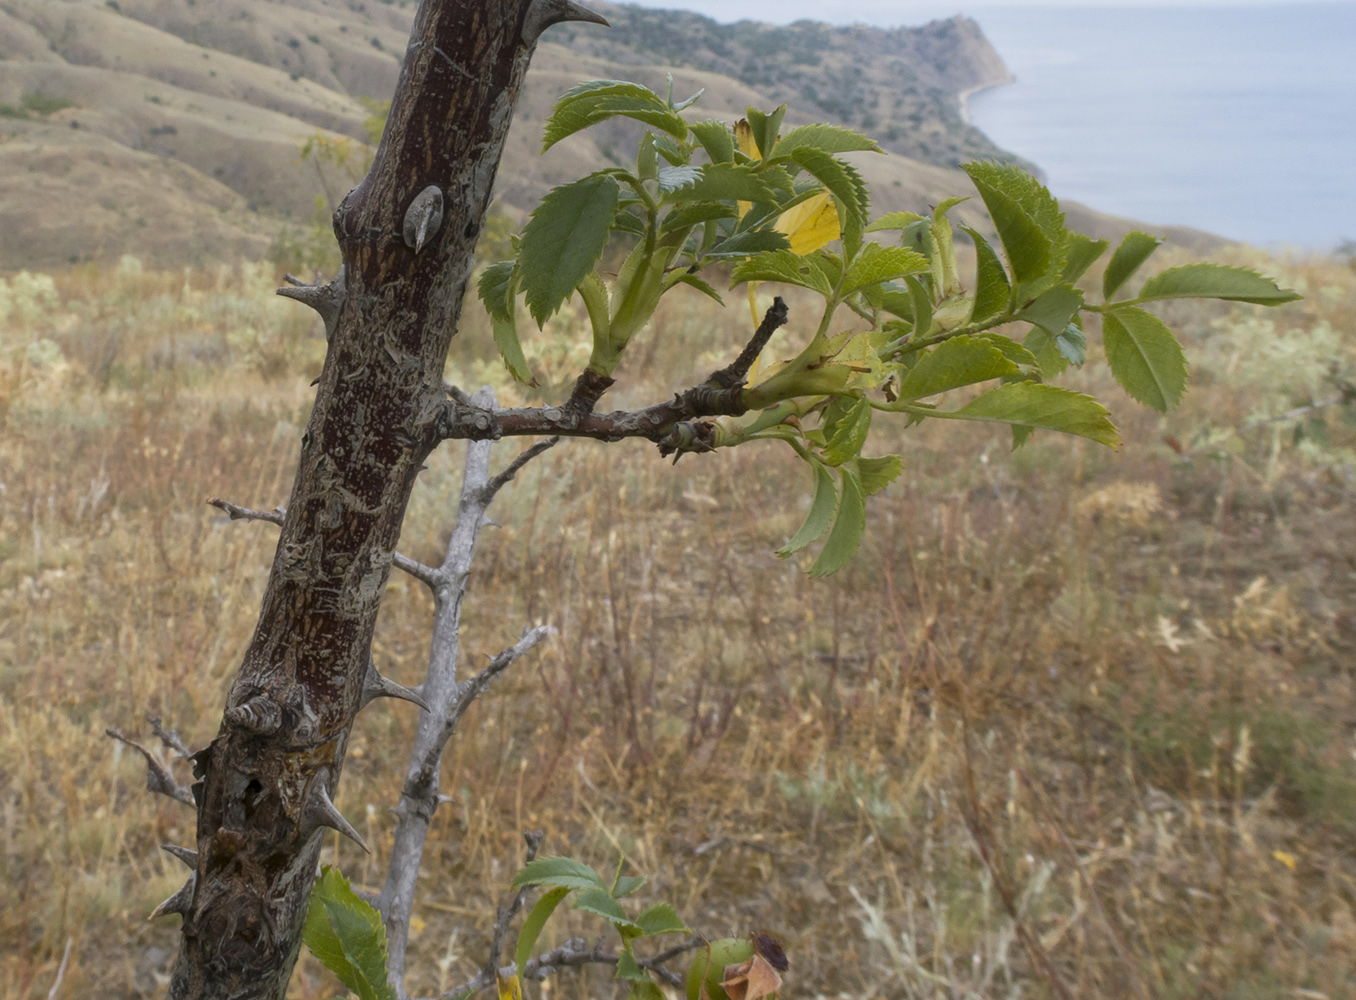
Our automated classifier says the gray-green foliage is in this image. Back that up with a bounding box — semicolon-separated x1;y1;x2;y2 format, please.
476;79;1299;578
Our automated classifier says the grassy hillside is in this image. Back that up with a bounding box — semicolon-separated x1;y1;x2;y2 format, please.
1;242;1354;998
0;0;1041;271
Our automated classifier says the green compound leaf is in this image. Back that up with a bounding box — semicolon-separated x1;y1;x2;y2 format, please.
895;335;1017;402
573;887;640;931
668;272;724;304
853;454;903;496
790;147;869;230
513;856;607;891
669;163;777;204
704;229;792;261
477;260;515;322
303;867;396;1000
1102;230;1163;300
773;123;881;157
744;104;787;158
948;382;1120;448
1018;283;1084;336
962;226;1011;322
963;162;1067;291
822;396;872;466
690;119;734;164
612;874;648;899
1136;263;1302;305
515;886;571;978
841;242;930;296
1063;232;1109;283
730;249;834;297
544;81;688;150
636;902;689;937
810;466;867;577
778;461;838;557
865;211;925;233
519;174;619;326
1103;306;1188;412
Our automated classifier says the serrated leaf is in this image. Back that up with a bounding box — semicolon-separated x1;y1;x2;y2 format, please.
842;242;930;295
1064;232;1109;283
866;211;925;233
611;211;647;236
963;162;1067;290
854;455;903;495
895;335;1017;402
745;104;787;158
948;382;1119;448
773;123;880;157
544;82;687;150
477;261;515;322
778;461;837;557
731;250;833;297
1055;320;1087;366
520;175;619;326
668;272;724;304
303;867;396;1000
1024;326;1069;379
822;396;871;465
790;147;869;230
492;313;536;386
656;165;702;193
705;229;791;260
962;226;1011;321
1018;284;1083;336
573;888;639;930
661;203;737;232
613;875;648;899
636;902;689;936
1103;230;1163;299
981;333;1040;376
513;856;607;891
669;163;776;204
616;950;647;981
1103;306;1188;412
1136;263;1302;305
810;467;867;577
691;121;734;165
515;886;570;977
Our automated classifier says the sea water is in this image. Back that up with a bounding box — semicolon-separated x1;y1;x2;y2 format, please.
965;2;1356;250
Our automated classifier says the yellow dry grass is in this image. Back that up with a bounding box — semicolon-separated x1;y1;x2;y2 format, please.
2;249;1356;999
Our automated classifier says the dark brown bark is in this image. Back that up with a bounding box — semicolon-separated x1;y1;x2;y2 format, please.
166;2;603;996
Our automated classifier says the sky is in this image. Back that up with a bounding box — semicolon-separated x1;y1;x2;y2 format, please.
617;0;1349;28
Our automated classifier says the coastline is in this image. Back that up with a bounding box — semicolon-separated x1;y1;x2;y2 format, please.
959;77;1014;126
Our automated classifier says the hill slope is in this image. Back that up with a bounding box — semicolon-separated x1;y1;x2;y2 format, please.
0;0;1220;270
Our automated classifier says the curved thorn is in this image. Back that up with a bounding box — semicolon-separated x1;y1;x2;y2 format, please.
361;659;430;712
149;873;196;920
303;778;369;853
161;843;198;870
523;0;609;45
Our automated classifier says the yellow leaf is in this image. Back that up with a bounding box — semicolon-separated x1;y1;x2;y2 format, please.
496;972;523;1000
734;119;759;160
1273;850;1297;871
774;191;840;256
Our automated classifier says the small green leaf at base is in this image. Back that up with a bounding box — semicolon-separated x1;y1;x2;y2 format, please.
519;174;619;326
516;886;571;978
778;461;837;557
810;467;866;577
636;902;689;937
513;856;607;891
1103;306;1188;412
1102;231;1162;300
303;867;396;1000
573;887;640;930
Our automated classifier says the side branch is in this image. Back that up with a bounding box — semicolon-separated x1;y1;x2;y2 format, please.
207;497;441;588
107;728;196;807
435;299;790;456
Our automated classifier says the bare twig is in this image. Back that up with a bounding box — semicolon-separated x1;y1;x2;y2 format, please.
106;728;195;807
147;715;190;758
482;438;560;501
435;935;702;998
445;627;551;737
707;296;788;388
483;831;545;983
206;497;441;588
45;937;73;1000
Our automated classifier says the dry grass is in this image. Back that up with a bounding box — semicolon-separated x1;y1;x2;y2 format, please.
2;249;1356;999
